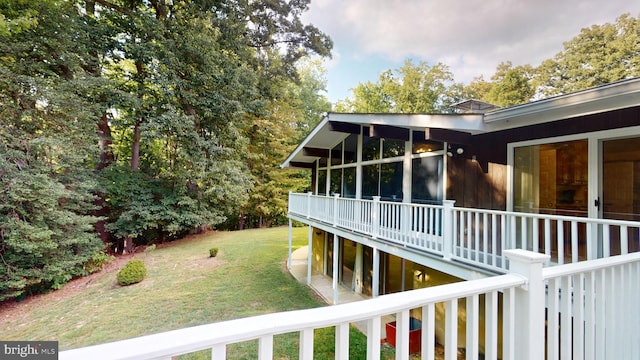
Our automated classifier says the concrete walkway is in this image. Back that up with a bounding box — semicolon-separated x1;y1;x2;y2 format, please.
288;246;368;305
288;246;393;340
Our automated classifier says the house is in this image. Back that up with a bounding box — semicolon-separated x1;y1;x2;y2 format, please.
280;77;640;354
60;78;640;360
282;77;640;299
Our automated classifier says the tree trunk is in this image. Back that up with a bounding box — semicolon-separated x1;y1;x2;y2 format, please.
131;120;141;170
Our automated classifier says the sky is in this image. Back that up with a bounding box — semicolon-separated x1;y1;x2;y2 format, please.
301;0;640;104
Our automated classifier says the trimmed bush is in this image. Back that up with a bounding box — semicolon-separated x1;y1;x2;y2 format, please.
117;259;147;286
209;247;219;257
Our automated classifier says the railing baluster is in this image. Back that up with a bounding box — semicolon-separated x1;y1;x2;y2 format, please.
299;328;314;360
258;335;273;359
474;212;480;262
445;299;458;360
571;221;578;263
544;218;551;257
366;316;381;360
485;291;498;360
621;225;629;255
422;303;436;360
483;213;489;265
547;278;560;360
491;213;497;267
396;309;410;360
466;294;479;360
557;220;565;265
573;273;585;360
521;216;528;250
584;270;596;360
335;322;349;360
532;217;539;253
603;224;611;257
211;344;226;360
502;287;515;360
560;275;572;359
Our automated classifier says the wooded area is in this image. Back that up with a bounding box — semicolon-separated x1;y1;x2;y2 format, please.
1;1;638;301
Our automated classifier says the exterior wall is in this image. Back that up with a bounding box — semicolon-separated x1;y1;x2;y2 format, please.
447;158;507;210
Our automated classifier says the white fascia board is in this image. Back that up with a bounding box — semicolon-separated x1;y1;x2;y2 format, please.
484;77;640;131
280;115;330;168
326;113;485;133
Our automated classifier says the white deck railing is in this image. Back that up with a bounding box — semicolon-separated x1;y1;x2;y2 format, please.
289;192;640;273
60;250;640;360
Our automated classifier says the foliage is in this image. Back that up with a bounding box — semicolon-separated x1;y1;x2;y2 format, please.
335;60;463;113
84;252;116;275
485;62;536;107
536;13;640;97
0;0;332;297
0;0;107;301
116;259;147;286
208;247;218;257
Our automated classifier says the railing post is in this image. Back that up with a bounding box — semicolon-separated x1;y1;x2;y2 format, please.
504;249;549;360
372;196;381;239
442;200;455;260
306;191;312;219
333;193;340;226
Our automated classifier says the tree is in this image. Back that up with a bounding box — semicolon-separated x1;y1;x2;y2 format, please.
92;0;332;250
537;13;640;97
336;60;462;113
485;62;535;107
0;0;106;300
289;57;332;139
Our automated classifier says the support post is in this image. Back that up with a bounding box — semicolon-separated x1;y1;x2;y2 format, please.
354;243;363;294
332;233;340;304
307;226;312;285
504;249;549;360
442;200;455;260
372;247;380;298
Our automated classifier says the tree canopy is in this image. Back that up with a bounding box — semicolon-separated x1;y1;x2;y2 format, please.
0;0;331;300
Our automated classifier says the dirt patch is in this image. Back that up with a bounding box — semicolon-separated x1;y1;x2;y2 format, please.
0;255;129;323
0;230;219;323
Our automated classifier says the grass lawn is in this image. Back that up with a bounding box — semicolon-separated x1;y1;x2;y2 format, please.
0;226;396;359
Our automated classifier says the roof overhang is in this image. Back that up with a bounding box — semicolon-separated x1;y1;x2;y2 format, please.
280;113;484;169
281;77;640;169
484;77;640;131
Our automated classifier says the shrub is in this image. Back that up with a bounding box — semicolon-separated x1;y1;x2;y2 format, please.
83;251;115;275
117;259;147;286
209;247;219;257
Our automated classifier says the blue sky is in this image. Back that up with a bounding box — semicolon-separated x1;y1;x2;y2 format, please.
301;0;640;104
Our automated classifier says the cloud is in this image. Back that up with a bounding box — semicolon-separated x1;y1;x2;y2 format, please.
304;0;640;82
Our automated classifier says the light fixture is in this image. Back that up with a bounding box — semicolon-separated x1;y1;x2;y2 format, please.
456;147;464;155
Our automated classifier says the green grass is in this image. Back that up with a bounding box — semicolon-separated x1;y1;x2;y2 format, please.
0;226;396;359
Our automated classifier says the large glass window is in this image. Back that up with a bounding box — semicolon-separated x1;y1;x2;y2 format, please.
412;156;443;203
380;162;403;201
317;169;327;195
514;139;588;216
342;167;356;198
344;134;358;164
362;132;380;161
362;164;380;199
331;142;342;166
382;139;405;158
330;168;341;195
